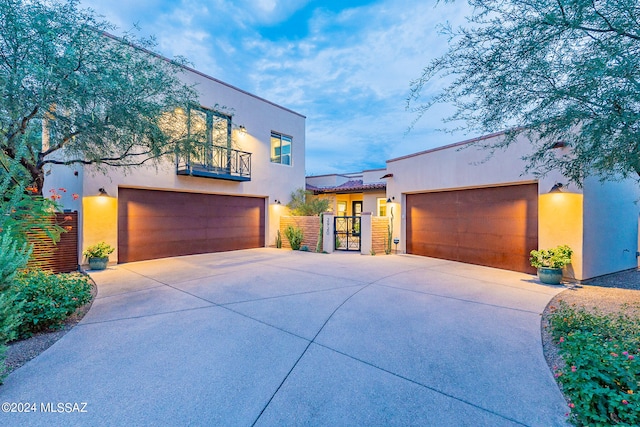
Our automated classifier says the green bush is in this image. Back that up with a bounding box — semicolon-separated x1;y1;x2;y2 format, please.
0;291;24;383
286;188;330;216
530;245;573;268
548;302;639;425
83;241;115;259
11;270;92;338
0;230;30;383
284;225;304;250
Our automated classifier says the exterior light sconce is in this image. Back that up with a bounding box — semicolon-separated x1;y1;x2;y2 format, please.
238;125;247;134
386;197;395;203
98;188;109;196
549;183;564;193
273;199;281;205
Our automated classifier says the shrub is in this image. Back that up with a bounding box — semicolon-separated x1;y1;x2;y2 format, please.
11;270;92;338
83;241;115;259
0;229;32;291
0;291;24;384
275;230;282;249
530;245;573;268
0;231;30;382
286;188;330;216
284;225;304;250
548;302;639;425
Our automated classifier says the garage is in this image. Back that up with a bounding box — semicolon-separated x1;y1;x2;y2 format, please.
406;183;538;273
118;188;265;263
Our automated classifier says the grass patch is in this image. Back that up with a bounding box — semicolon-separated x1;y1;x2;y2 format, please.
548;301;639;425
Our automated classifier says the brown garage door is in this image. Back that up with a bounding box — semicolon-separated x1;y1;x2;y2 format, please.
118;188;265;263
406;184;538;273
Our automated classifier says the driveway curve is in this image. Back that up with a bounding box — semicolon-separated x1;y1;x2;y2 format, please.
1;249;569;426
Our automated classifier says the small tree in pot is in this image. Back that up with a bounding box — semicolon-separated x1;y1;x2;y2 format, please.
530;245;573;285
83;242;115;271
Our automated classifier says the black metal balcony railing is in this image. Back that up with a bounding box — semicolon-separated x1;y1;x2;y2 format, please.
176;145;251;182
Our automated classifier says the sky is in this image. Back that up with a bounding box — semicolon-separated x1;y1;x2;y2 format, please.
80;0;473;175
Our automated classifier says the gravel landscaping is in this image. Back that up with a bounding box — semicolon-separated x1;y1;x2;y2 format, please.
541;268;640;386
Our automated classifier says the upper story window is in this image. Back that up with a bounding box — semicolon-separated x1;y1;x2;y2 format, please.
271;131;292;165
189;106;232;148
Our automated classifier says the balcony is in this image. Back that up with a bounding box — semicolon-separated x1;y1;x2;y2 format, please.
177;145;251;182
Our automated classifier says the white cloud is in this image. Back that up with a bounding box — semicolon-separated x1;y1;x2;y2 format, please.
78;0;475;174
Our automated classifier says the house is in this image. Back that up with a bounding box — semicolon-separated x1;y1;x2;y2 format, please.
312;131;640;281
45;61;305;265
306;169;388;217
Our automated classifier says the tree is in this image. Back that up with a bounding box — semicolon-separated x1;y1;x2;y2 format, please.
287;188;330;216
408;0;640;185
0;0;199;195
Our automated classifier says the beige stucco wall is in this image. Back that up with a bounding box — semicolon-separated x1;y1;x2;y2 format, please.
386;132;592;276
45;63;305;262
582;177;640;279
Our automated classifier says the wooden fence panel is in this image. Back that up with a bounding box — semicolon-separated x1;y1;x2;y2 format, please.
27;212;79;274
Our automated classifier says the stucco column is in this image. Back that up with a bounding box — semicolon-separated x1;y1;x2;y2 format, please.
360;212;372;255
323;214;335;253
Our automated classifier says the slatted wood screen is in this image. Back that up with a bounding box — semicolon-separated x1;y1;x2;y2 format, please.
27;212;79;273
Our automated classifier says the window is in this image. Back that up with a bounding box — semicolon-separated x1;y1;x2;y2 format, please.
271;132;292;165
337;201;347;216
377;198;387;216
189;106;232;148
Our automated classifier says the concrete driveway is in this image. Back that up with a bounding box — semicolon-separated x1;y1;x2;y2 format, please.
1;249;569;426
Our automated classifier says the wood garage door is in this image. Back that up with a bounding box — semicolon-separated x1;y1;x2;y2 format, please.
406;184;538;273
118;188;265;263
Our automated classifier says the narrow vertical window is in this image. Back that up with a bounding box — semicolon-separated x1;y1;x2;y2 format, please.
271;132;292;165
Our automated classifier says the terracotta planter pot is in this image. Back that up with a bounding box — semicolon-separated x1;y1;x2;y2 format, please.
537;267;563;285
88;257;109;271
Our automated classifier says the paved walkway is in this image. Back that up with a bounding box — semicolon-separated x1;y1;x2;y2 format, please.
1;249;569;426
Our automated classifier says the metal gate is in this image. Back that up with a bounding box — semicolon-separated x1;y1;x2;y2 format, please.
334;216;361;251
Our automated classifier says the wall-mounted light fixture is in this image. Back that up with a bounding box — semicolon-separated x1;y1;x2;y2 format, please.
98;188;109;196
273;199;281;205
549;183;564;193
386;196;395;203
238;125;247;134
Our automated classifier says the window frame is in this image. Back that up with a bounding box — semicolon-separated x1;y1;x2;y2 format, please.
270;131;292;166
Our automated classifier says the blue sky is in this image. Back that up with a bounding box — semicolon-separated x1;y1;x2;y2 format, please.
81;0;472;175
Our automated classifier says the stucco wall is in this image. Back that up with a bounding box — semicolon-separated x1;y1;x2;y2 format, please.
45;63;305;261
582;178;640;279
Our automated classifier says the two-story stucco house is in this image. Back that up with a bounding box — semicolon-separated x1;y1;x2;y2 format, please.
46;60;305;265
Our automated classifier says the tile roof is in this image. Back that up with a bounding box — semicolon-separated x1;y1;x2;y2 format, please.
307;179;386;194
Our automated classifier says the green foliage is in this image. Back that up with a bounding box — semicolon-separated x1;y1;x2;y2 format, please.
284;225;304;250
409;0;640;185
385;207;394;255
83;242;115;259
275;230;282;249
548;302;640;425
0;229;31;291
316;213;324;253
0;0;199;195
0;291;24;383
11;270;92;338
287;188;330;216
530;245;573;269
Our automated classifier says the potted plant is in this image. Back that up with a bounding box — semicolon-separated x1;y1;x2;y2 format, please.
529;245;573;285
83;242;115;270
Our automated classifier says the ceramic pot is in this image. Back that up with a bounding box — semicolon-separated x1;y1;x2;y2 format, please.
537;267;563;285
88;257;109;270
